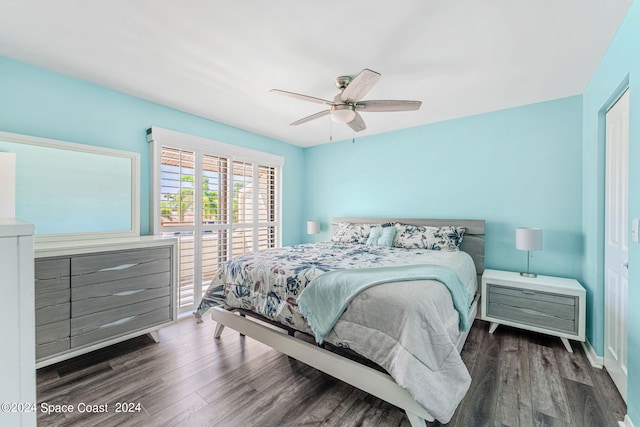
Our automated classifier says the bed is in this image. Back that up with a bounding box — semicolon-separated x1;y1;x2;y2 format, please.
195;217;485;426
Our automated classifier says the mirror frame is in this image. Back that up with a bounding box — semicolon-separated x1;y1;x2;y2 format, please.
0;130;140;242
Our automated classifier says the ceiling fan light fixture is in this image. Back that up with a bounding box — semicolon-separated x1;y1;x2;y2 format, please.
331;104;356;123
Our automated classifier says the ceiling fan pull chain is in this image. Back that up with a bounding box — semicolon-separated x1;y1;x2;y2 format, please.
329;115;333;142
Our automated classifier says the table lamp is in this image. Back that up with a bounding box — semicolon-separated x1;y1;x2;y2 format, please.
307;221;320;242
516;227;542;278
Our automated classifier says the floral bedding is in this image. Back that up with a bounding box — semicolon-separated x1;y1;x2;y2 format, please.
195;241;476;332
195;242;478;422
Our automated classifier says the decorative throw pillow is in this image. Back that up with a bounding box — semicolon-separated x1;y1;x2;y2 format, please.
439;225;465;250
393;223;465;251
331;222;376;244
366;225;397;247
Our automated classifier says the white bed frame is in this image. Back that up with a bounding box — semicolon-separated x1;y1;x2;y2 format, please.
211;217;485;427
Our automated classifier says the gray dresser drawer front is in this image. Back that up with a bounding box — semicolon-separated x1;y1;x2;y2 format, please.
35;258;70;293
36;302;70;326
71;247;171;287
36;320;70;345
72;272;171;317
35;288;70;311
71;296;171;344
37;338;70;360
71;298;171;348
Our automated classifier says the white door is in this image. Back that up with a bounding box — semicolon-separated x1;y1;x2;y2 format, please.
604;88;629;402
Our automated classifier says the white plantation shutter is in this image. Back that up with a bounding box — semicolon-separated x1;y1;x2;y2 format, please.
257;165;278;250
148;127;283;313
201;154;229;288
159;147;197;307
231;160;253;257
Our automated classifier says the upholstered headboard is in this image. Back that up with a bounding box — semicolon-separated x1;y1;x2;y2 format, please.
331;217;485;275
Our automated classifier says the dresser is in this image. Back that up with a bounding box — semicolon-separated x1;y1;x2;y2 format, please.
481;269;586;352
0;219;36;427
34;236;177;368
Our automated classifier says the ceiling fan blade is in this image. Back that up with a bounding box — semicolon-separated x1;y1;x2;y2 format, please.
347;112;366;132
355;100;422;112
340;69;381;103
270;89;334;106
290;109;331;126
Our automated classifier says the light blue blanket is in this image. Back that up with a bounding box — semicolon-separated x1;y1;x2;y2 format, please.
297;264;473;344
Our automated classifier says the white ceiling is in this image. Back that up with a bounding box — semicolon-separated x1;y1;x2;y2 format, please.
0;1;633;147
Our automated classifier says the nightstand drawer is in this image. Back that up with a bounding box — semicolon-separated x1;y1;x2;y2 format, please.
487;284;577;319
488;284;576;306
486;283;578;334
487;302;577;334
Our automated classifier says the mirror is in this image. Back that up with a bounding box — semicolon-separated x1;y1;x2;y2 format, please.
0;131;139;241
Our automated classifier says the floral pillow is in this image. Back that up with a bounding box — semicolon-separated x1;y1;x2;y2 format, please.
393;223;465;251
331;222;377;244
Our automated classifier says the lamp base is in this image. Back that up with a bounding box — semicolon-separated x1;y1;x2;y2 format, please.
520;272;537;278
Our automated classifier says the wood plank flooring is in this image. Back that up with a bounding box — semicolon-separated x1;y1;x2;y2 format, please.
36;317;626;427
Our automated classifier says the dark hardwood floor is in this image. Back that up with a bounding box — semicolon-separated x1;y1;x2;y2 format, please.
36;317;626;427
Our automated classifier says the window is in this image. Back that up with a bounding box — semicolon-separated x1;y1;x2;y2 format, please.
148;127;283;313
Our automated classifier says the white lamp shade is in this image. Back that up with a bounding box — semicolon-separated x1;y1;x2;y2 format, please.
0;153;16;218
516;227;543;251
307;221;320;235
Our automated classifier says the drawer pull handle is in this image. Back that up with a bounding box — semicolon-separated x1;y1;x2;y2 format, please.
517;307;549;316
522;291;537;295
100;316;136;329
113;289;145;297
99;263;139;272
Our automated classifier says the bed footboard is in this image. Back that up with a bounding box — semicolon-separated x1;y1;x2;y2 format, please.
211;305;434;427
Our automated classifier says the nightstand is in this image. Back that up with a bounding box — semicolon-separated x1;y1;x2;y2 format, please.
481;269;586;352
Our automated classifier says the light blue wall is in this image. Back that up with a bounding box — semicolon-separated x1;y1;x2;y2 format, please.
582;1;640;420
2;15;636;417
304;96;584;281
0;56;305;246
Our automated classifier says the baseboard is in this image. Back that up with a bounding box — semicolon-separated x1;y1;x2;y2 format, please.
618;414;635;427
581;339;604;368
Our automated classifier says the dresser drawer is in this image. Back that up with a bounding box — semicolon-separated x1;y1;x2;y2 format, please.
35;302;70;326
37;339;71;360
71;271;171;317
70;296;171;348
36;319;70;345
35;288;70;311
35;258;70;293
71;247;171;287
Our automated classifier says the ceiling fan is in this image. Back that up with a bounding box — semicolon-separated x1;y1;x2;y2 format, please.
270;69;422;132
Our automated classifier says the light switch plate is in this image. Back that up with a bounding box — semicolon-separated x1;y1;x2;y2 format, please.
632;218;639;243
